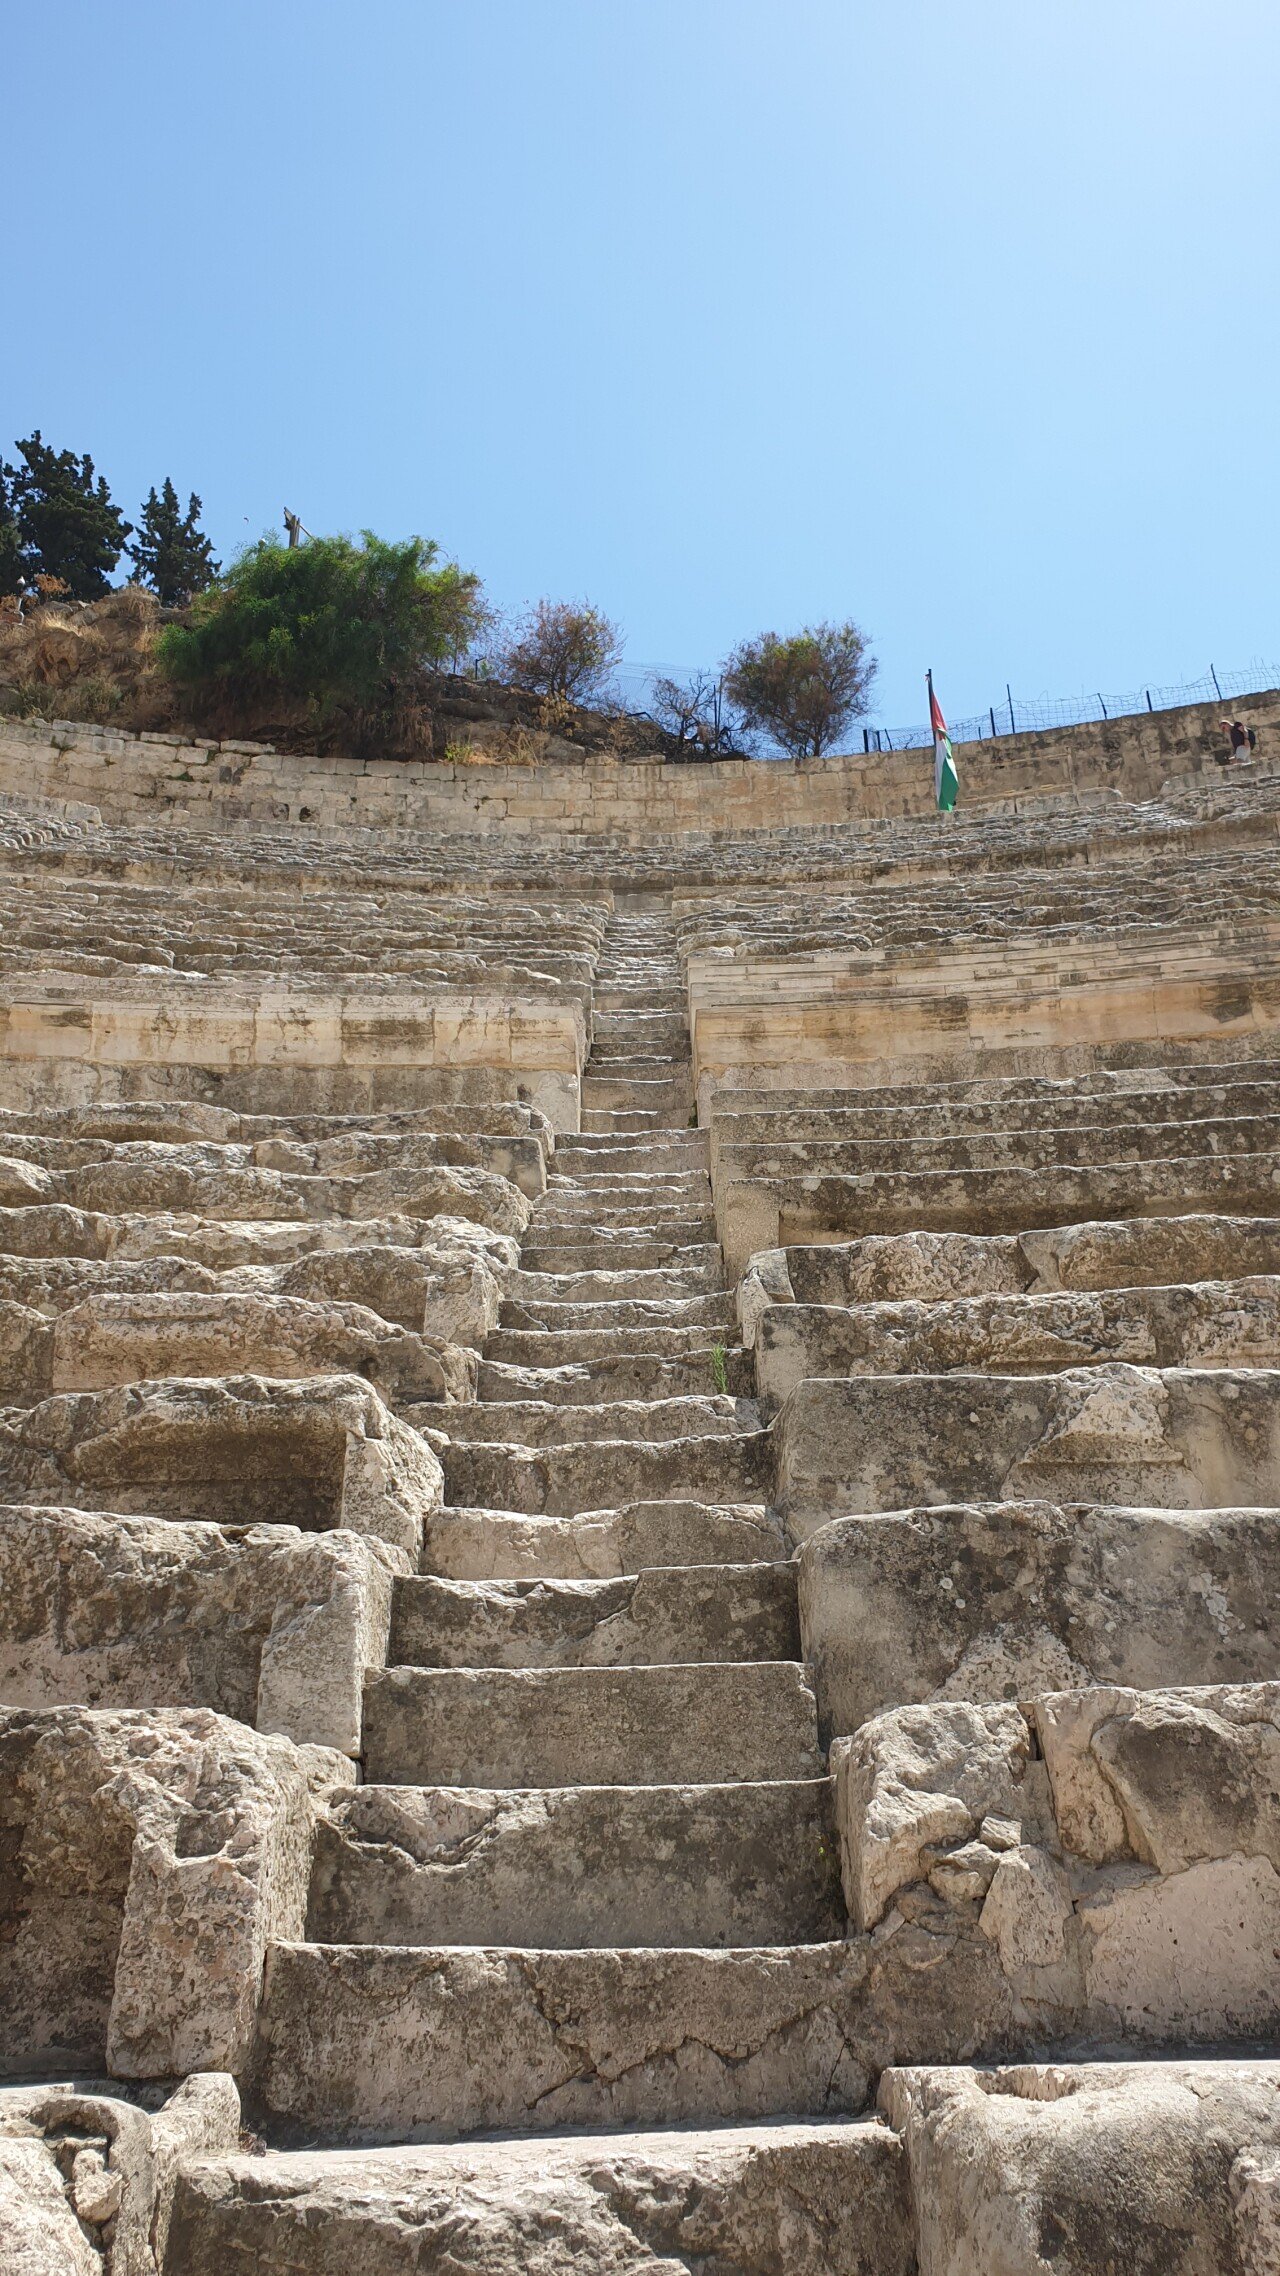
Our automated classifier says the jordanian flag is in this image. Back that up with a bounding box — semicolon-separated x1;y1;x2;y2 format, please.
929;670;958;812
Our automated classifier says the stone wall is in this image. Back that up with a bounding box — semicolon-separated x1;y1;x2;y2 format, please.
0;682;1275;839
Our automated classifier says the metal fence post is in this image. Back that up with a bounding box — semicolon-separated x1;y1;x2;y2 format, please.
989;707;997;737
1210;664;1223;700
1146;691;1153;711
1007;685;1016;734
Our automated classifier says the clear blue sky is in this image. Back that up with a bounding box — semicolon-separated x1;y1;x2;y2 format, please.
7;0;1277;728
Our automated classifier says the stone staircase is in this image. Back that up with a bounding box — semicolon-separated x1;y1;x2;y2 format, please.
234;900;862;2177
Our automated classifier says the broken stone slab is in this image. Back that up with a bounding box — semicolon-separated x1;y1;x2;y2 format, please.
43;1289;476;1404
0;1506;391;1754
0;2071;238;2276
879;2059;1280;2276
390;1559;798;1667
168;2116;913;2276
421;1498;788;1579
50;1155;531;1242
361;1660;822;1787
717;1154;1280;1275
0;1704;351;2079
440;1424;771;1518
798;1500;1280;1741
0;1209;517;1349
775;1364;1280;1540
0;1373;442;1566
836;1680;1280;2045
247;1931;1007;2144
309;1777;842;1949
756;1278;1280;1404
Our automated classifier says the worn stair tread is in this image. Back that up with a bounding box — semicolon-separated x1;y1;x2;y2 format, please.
422;1499;788;1578
361;1659;821;1786
307;1775;840;1949
390;1558;798;1666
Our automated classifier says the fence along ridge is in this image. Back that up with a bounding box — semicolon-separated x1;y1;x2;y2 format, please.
861;659;1280;755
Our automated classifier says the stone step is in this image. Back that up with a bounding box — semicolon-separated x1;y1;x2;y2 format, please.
500;1291;735;1331
486;1321;745;1363
592;989;686;1011
439;1393;754;1445
591;1012;688;1044
585;1051;689;1072
361;1660;821;1785
308;1777;839;1949
557;1129;707;1158
546;1169;710;1196
503;1259;723;1303
424;1499;788;1579
169;2120;905;2274
579;1109;668;1134
441;1422;772;1514
521;1235;716;1270
528;1201;710;1238
478;1349;754;1403
390;1560;799;1666
581;1077;689;1112
250;1938;868;2142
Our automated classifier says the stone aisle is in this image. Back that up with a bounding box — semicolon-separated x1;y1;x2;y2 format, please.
222;899;896;2219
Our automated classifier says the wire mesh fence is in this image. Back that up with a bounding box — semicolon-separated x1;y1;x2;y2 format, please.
860;660;1280;754
450;650;1280;761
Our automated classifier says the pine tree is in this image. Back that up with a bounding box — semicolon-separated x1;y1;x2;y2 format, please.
128;478;219;606
0;464;20;597
7;433;132;599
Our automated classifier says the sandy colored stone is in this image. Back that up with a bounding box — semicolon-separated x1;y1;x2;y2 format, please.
0;1704;350;2077
0;1505;391;1753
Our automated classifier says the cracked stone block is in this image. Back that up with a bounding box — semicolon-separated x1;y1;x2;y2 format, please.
0;1373;442;1566
880;2059;1280;2276
0;1505;391;1753
775;1365;1280;1540
836;1680;1280;2045
0;2072;238;2276
0;1704;351;2078
798;1500;1280;1741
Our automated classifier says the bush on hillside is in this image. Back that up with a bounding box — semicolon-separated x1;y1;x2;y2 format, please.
501;599;623;703
157;532;488;747
722;621;876;758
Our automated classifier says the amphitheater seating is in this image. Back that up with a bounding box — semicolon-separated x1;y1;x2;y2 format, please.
5;727;1280;2270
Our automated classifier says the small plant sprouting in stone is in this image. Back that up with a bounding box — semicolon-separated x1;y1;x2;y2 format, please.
711;1343;729;1396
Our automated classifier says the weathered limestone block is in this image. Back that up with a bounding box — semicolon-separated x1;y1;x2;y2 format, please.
53;1153;531;1240
0;1373;442;1565
837;1681;1280;2044
776;1364;1280;1539
422;1496;787;1580
0;1705;350;2078
800;1501;1280;1739
167;2117;913;2276
276;1220;512;1347
44;1290;475;1403
0;2072;238;2276
718;1155;1280;1274
309;1777;842;1949
756;1278;1280;1403
250;1928;1009;2143
0;1506;391;1753
880;2059;1280;2276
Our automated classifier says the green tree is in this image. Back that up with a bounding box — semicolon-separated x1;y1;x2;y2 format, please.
7;432;132;598
501;599;623;702
0;464;20;596
157;530;487;736
722;621;877;758
128;478;219;605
